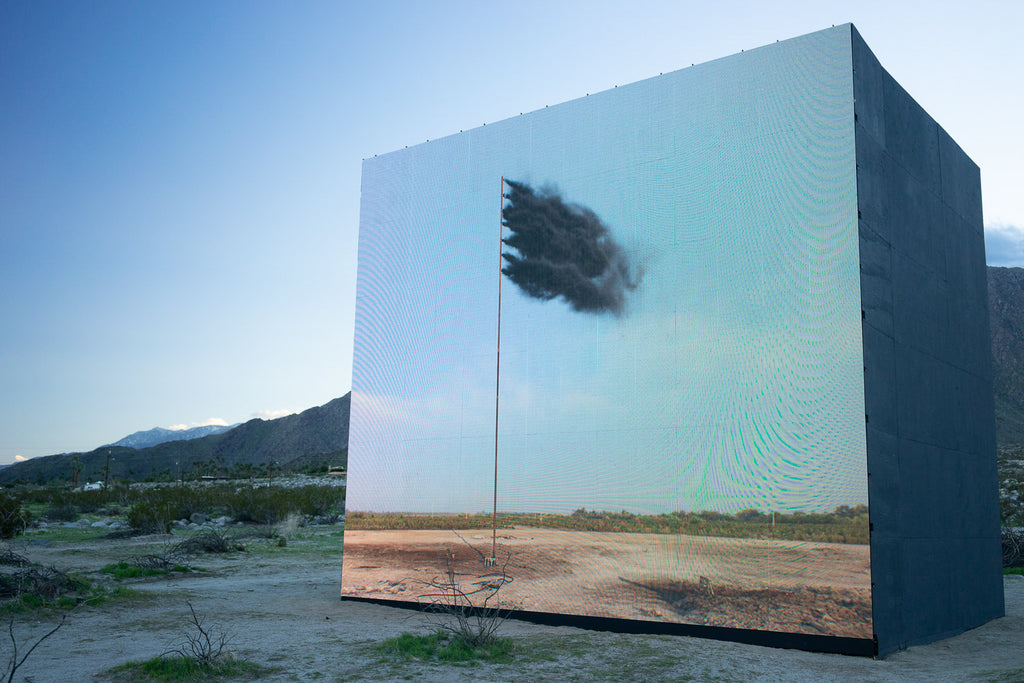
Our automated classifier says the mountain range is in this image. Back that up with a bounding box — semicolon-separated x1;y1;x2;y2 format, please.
108;424;237;450
0;394;349;484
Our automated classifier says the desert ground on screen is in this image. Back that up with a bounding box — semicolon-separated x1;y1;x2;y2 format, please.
3;526;1022;682
342;528;873;639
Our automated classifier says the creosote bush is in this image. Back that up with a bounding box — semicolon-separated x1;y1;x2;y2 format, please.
173;530;237;555
16;485;131;514
0;494;30;539
128;500;177;534
117;484;343;533
5;481;345;534
41;502;78;522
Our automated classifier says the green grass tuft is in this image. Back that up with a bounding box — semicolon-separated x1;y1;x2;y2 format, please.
107;655;275;682
103;585;146;602
1004;567;1024;575
377;630;515;664
101;562;167;579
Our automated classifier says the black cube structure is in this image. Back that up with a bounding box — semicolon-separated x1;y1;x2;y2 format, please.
342;24;1002;656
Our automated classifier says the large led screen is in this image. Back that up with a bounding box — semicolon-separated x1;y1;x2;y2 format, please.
343;27;871;642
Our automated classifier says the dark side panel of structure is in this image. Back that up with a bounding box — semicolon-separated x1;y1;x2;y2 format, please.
852;26;1004;656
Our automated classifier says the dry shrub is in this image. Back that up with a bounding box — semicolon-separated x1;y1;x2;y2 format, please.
5;615;66;683
164;602;230;665
0;546;29;568
420;548;513;648
0;565;86;602
173;530;239;556
0;495;30;540
1004;528;1024;568
274;512;303;539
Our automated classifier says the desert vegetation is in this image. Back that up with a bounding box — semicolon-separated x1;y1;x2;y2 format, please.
347;504;870;544
3;480;343;537
106;601;276;682
0;478;346;681
1000;444;1024;527
373;550;517;667
0;473;1020;679
0;493;30;540
0;479;344;620
376;629;516;664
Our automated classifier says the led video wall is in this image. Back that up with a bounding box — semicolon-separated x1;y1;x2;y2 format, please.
344;26;871;644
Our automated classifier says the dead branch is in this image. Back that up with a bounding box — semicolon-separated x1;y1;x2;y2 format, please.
419;548;514;647
176;601;229;664
1004;528;1024;568
5;614;66;683
0;545;29;567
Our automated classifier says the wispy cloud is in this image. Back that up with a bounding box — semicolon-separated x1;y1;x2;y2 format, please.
166;418;229;431
986;224;1024;267
252;409;296;421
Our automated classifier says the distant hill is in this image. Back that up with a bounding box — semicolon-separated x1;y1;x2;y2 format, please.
108;424;237;449
0;394;349;484
990;266;1024;445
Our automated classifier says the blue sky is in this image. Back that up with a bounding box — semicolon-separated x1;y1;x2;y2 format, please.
2;1;1022;465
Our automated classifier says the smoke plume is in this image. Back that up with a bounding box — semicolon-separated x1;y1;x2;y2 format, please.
501;179;639;316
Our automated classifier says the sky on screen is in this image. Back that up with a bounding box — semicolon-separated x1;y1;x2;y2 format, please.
347;27;868;514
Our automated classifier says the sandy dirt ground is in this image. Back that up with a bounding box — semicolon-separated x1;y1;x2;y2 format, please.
2;527;1022;682
342;528;872;638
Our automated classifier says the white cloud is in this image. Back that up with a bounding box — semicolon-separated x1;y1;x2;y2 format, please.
14;455;28;462
166;418;229;431
252;409;296;421
986;224;1024;267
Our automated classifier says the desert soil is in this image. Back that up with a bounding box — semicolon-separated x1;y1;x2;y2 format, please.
3;526;1022;682
342;528;872;638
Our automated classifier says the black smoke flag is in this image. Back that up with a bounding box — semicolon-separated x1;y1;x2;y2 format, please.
500;179;639;316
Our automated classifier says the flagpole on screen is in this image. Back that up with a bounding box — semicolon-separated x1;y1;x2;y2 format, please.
490;176;505;565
